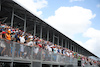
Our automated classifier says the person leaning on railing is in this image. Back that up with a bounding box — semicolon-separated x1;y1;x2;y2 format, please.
5;29;11;56
24;38;33;59
0;24;6;56
6;30;11;40
19;34;25;58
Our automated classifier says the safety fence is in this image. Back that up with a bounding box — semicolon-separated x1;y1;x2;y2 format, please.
0;39;98;67
0;39;77;64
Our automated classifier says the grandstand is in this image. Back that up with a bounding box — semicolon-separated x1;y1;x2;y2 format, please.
0;0;99;67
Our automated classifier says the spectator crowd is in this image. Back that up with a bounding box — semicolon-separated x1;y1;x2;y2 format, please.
0;21;99;66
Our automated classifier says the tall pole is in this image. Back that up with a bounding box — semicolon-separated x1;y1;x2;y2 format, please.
34;22;36;36
47;29;49;41
74;45;76;52
77;46;78;53
40;24;42;39
67;40;69;49
65;40;67;48
62;38;63;47
58;35;59;45
24;13;26;32
70;41;72;50
53;32;54;44
11;6;14;27
0;0;1;11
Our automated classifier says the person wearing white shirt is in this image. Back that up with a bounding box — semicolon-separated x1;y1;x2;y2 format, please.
28;34;33;41
66;51;70;57
19;35;25;58
24;40;33;59
19;35;25;44
69;51;73;63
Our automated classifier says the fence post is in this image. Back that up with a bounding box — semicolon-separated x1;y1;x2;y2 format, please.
59;54;61;63
41;48;42;60
30;46;34;67
65;55;67;64
10;42;15;67
51;52;53;62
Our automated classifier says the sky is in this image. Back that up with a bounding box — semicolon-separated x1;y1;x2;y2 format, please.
13;0;100;58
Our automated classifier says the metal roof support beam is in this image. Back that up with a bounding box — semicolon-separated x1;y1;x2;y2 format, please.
11;5;25;27
0;0;1;11
40;24;42;39
83;50;85;55
75;46;77;52
76;46;77;52
72;43;73;51
62;39;63;47
74;45;75;52
67;40;69;49
66;40;67;48
65;40;67;48
63;40;65;48
72;43;74;51
72;44;73;51
73;44;74;52
74;45;76;52
14;14;25;21
58;35;59;45
54;35;59;45
78;47;80;53
70;41;72;50
11;6;14;27
66;40;69;49
81;48;83;55
71;46;73;51
80;48;82;54
74;46;75;52
24;13;26;32
77;46;78;53
53;31;54;44
76;45;77;52
47;29;49;41
67;40;68;48
34;22;36;36
54;35;58;38
79;47;81;53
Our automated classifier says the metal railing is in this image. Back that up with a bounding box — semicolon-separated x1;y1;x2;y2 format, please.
42;49;52;61
0;39;98;67
33;46;41;60
0;39;13;57
14;42;32;60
